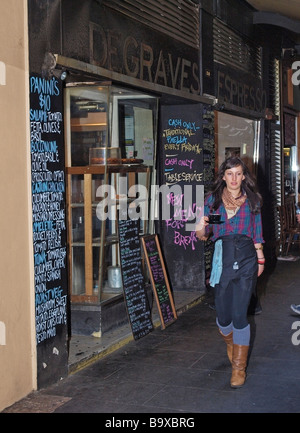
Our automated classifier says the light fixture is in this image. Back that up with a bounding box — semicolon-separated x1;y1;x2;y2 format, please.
51;68;67;81
60;69;67;81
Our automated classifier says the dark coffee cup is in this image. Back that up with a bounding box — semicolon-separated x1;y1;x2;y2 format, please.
208;214;221;224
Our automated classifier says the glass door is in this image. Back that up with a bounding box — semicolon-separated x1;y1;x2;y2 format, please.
215;111;260;175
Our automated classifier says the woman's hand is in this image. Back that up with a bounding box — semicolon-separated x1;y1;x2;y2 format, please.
255;243;265;277
257;263;264;277
195;216;209;240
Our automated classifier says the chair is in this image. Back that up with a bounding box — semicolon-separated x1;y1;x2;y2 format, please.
285;200;300;255
285;199;296;228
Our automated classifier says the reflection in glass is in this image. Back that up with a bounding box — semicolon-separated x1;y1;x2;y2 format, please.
215;112;259;174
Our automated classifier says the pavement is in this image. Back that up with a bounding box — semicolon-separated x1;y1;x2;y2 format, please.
3;249;300;415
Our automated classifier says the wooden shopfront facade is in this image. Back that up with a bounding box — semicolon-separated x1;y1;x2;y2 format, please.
28;0;216;388
27;0;300;389
4;0;300;412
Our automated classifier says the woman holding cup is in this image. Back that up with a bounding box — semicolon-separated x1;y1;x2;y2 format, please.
196;156;264;388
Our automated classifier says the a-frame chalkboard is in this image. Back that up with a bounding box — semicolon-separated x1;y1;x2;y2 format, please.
118;208;154;340
141;234;177;329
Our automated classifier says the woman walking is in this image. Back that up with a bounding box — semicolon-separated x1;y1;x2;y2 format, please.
196;156;265;388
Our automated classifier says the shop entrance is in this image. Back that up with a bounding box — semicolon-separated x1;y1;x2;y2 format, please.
63;84;158;363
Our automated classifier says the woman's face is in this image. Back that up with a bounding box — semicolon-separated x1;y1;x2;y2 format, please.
223;164;245;195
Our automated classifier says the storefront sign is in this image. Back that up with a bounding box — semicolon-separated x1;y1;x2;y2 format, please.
28;1;205;101
89;13;200;96
216;64;267;114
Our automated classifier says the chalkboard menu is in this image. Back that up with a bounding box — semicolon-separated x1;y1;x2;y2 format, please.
118;207;153;340
141;235;177;329
30;73;68;387
202;106;215;286
157;104;205;291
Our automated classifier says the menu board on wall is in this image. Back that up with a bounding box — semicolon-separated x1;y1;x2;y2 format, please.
202;106;216;287
118;207;153;340
158;104;205;291
141;235;177;329
29;73;68;387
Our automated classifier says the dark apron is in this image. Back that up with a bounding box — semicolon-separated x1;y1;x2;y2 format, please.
218;234;258;293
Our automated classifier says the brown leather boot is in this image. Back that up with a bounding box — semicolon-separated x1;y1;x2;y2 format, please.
219;330;233;364
230;344;249;388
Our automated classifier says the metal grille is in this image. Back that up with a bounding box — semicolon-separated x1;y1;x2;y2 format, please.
270;126;282;207
268;58;281;242
269;58;280;117
102;0;200;49
270;125;282;242
213;18;262;79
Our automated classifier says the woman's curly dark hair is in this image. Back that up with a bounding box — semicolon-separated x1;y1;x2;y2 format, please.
207;156;262;214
